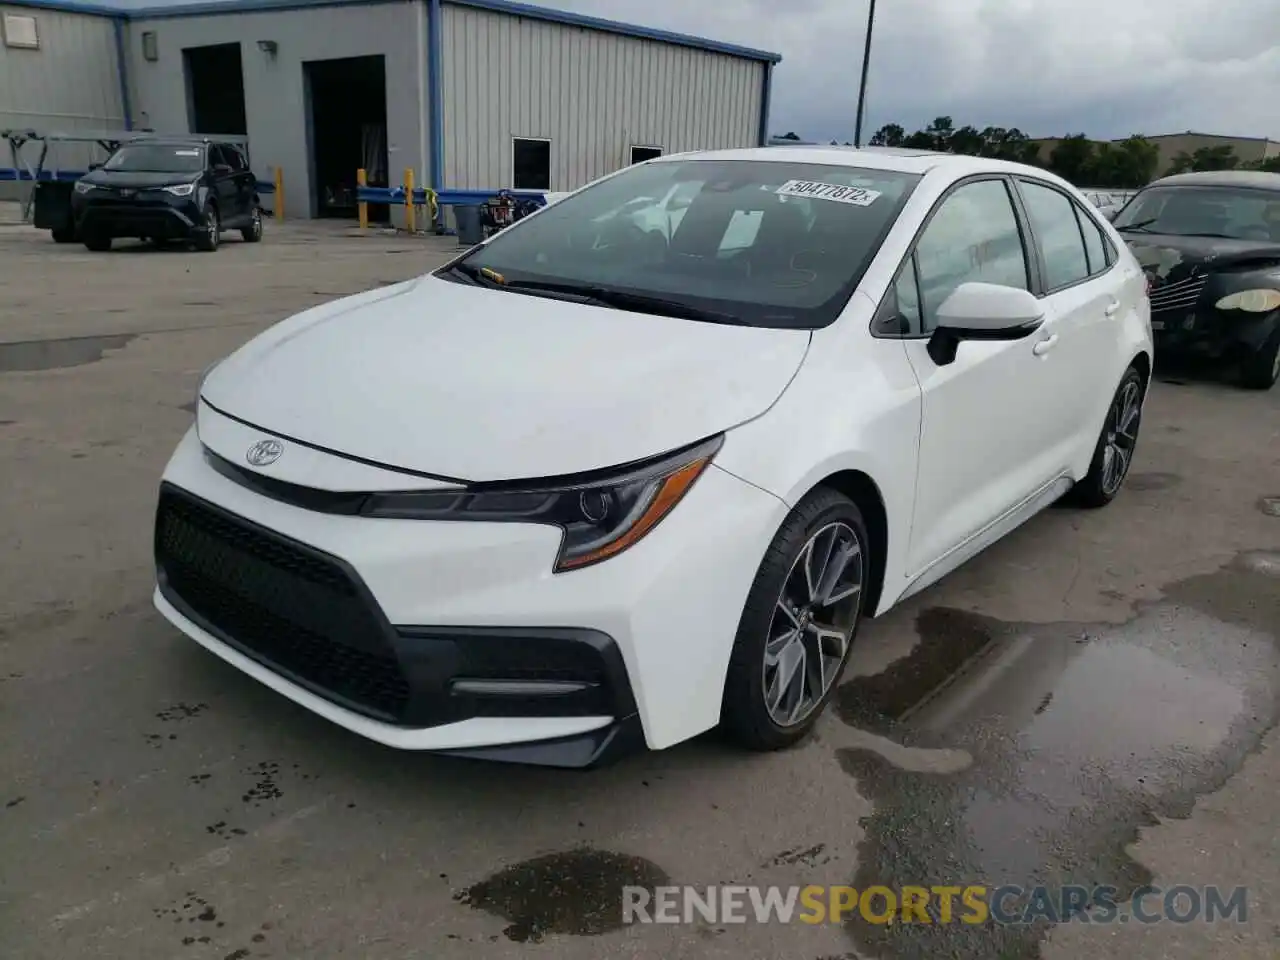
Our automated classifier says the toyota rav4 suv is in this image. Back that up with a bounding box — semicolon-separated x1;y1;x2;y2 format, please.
71;137;263;252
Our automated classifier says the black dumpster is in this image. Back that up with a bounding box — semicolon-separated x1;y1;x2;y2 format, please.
453;204;485;247
32;181;76;242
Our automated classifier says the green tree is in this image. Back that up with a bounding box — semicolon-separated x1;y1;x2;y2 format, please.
949;125;986;157
1110;135;1160;186
1246;155;1280;173
869;123;905;147
1166;145;1239;175
775;131;803;141
1048;134;1096;184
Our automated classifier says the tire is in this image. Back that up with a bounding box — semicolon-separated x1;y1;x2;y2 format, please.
240;205;263;243
1067;366;1145;508
82;231;111;252
1240;327;1280;391
722;487;870;751
193;202;219;252
51;226;75;244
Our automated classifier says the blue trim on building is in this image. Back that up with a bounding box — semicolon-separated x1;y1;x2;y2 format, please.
427;0;444;195
757;63;773;146
5;0;782;64
111;17;133;130
446;0;781;63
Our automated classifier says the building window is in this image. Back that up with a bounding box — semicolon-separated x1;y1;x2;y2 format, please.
512;138;551;191
2;13;40;49
631;145;662;164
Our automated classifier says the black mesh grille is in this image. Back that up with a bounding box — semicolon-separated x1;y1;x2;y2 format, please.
155;486;410;720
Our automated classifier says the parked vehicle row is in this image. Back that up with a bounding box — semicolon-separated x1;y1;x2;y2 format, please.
152;145;1155;767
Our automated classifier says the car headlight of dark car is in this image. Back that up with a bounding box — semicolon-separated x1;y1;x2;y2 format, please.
163;182;197;197
73;181;96;195
1214;289;1280;313
363;435;723;571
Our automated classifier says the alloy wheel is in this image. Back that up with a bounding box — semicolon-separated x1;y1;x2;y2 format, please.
252;209;262;238
763;521;864;727
1101;379;1142;495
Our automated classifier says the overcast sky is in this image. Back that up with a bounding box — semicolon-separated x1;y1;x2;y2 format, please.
548;0;1280;143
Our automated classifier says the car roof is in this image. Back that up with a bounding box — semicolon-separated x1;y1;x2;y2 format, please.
656;144;1057;180
1148;170;1280;192
122;137;210;148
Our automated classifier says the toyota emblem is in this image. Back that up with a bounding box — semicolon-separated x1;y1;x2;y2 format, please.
245;439;284;467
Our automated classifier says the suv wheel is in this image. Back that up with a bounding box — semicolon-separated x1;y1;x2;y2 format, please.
82;231;111;252
51;226;76;244
1240;328;1280;391
240;206;263;243
194;203;220;252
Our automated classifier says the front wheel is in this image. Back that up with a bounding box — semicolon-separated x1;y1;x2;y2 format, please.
82;230;111;252
193;203;219;252
1067;366;1145;508
51;226;75;243
1240;327;1280;391
721;488;869;751
240;206;263;243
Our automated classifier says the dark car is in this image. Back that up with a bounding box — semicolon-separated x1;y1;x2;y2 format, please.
70;138;263;253
1110;170;1280;390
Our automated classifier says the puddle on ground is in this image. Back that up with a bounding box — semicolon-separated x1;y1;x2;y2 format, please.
456;848;669;943
0;334;136;373
834;553;1280;960
1125;471;1182;492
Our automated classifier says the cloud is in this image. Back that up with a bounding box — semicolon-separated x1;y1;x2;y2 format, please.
549;0;1280;142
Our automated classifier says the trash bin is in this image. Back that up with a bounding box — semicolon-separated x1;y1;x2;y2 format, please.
454;204;485;247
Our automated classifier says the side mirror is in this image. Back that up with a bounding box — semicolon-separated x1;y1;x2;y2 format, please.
928;282;1045;366
1105;210;1119;222
213;163;233;175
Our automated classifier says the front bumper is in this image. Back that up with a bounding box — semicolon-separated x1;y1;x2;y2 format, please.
72;190;204;238
153;424;788;763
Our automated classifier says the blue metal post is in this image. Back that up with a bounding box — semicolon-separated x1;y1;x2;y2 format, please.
427;0;445;229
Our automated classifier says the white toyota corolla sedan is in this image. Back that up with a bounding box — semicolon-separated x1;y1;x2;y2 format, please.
154;146;1153;767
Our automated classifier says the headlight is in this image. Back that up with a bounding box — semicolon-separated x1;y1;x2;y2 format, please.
363;435;723;571
163;182;197;197
74;181;96;194
1215;289;1280;313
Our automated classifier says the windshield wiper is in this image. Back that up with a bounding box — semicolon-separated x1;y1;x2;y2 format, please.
499;279;744;324
1115;218;1159;233
438;261;504;288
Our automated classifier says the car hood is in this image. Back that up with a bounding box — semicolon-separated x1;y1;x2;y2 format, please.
201;275;812;483
1124;233;1280;284
81;170;197;188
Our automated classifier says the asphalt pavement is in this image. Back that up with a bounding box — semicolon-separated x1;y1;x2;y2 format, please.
2;209;1278;960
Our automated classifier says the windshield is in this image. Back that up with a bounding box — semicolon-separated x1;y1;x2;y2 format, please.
104;144;206;174
1112;185;1280;242
452;159;922;328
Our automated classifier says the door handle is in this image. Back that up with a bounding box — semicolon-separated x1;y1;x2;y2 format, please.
1104;299;1121;317
1032;334;1059;356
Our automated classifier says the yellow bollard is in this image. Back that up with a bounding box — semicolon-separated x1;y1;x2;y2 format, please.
404;168;416;234
273;167;284;222
356;168;368;230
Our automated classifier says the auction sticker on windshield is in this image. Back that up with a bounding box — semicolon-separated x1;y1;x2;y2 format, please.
776;180;881;206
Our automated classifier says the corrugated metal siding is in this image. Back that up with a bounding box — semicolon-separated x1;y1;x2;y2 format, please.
439;3;763;191
0;6;124;169
129;1;425;219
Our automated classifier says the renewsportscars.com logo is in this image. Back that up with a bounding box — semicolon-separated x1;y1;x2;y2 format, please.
622;884;1249;926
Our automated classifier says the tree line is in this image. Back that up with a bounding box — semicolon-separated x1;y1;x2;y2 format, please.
772;117;1280;188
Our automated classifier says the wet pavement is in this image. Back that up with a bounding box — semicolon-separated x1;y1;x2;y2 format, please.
2;214;1279;960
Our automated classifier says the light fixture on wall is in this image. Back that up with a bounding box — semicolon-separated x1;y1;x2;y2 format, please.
141;30;158;61
257;39;278;57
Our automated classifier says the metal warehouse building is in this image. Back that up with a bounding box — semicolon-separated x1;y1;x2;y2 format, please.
1;0;781;220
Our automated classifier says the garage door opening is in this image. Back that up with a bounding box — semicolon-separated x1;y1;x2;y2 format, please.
183;43;248;135
304;55;389;221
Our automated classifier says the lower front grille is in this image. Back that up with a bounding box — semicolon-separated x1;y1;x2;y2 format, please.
155;484;411;720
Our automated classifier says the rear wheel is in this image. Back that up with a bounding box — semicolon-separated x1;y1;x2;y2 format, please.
722;488;868;751
82;230;111;252
1068;366;1145;508
1240;327;1280;391
51;226;75;243
240;206;263;243
193;202;219;252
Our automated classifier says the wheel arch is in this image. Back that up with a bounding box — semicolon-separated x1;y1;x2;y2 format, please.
806;469;889;618
1131;349;1151;392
